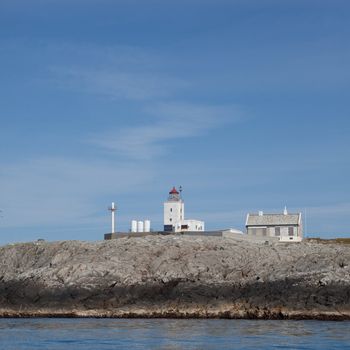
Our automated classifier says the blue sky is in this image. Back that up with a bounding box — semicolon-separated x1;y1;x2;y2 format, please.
0;0;349;244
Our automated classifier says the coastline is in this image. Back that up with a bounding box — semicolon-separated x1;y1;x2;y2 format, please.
0;236;349;320
0;308;349;321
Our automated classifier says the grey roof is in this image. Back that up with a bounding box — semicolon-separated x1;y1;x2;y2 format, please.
246;213;301;226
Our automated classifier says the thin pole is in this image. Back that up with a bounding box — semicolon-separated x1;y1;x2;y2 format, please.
109;202;116;233
112;202;115;233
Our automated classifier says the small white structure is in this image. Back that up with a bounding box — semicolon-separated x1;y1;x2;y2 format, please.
131;220;137;233
174;219;205;232
163;186;204;233
108;202;117;233
131;219;151;232
245;208;303;242
144;220;151;232
224;228;244;235
137;220;144;233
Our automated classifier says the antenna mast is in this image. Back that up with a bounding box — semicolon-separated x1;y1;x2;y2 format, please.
108;202;117;233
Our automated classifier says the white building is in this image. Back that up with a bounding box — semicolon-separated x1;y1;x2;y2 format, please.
174;219;205;232
245;207;303;242
163;187;204;233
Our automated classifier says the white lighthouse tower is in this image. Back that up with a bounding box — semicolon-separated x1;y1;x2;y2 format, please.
163;186;184;232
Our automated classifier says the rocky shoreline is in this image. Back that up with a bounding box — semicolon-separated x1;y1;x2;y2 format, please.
0;236;349;320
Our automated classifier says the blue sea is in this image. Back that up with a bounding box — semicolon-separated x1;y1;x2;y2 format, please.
0;319;349;349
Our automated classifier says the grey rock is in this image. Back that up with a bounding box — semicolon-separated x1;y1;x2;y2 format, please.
0;236;349;319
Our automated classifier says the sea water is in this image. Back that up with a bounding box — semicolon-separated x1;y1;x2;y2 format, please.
0;318;349;349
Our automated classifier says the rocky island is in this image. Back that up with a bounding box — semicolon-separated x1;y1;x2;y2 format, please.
0;235;349;320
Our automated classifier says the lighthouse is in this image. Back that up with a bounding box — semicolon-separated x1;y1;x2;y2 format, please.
163;186;184;232
163;186;204;233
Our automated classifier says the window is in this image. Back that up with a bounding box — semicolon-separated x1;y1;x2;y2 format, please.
288;227;294;236
262;228;267;236
275;227;280;236
170;208;172;212
170;218;172;222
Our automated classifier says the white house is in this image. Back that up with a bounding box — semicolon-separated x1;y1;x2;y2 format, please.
163;187;204;233
245;207;303;242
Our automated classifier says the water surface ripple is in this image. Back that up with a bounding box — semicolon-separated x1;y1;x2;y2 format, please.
0;319;349;349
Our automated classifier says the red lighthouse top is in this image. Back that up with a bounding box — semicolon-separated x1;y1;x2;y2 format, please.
169;186;179;195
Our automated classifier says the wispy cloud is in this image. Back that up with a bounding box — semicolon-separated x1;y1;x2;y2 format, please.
51;66;188;101
90;102;242;160
46;43;190;101
0;42;247;240
43;44;246;161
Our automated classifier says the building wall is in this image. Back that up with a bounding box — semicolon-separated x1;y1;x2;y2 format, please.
298;217;304;239
175;219;204;232
279;235;302;242
163;201;184;231
247;227;268;236
223;230;279;243
247;224;303;242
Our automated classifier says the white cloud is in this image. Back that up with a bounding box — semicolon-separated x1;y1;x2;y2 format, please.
0;42;247;236
51;66;188;101
46;43;189;101
90;102;242;160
